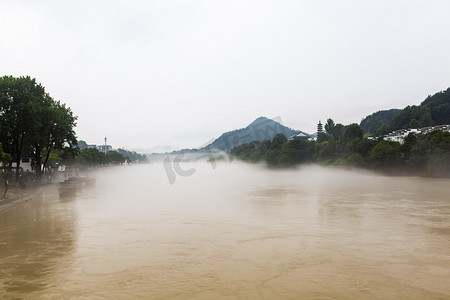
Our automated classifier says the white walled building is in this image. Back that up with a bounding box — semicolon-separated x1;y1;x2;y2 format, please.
383;125;450;144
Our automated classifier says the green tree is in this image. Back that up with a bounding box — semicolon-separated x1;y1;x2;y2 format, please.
314;138;337;162
230;141;262;162
331;123;344;141
75;148;108;167
32;99;78;179
265;149;282;167
369;140;402;170
106;150;126;165
342;123;363;143
269;134;288;150
324;118;344;140
316;132;328;142
0;76;45;180
324;118;335;136
376;123;391;136
408;131;450;176
0;76;77;180
278;138;314;167
264;134;288;167
345;138;376;156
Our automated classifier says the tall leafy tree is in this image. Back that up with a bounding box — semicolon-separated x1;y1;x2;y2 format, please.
0;76;45;179
32;100;78;179
0;76;77;180
342;123;363;143
324;118;335;135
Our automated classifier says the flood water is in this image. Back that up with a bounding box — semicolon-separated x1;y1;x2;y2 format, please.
1;162;450;299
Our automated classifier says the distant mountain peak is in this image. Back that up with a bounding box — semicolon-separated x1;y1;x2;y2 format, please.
204;116;308;152
247;116;270;127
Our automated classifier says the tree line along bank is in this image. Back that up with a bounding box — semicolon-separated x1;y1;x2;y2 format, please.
0;76;146;184
232;87;450;177
231;119;450;177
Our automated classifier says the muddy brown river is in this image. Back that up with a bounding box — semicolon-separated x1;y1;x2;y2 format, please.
1;163;449;299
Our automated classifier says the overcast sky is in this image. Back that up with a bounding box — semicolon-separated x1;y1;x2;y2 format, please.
2;0;450;152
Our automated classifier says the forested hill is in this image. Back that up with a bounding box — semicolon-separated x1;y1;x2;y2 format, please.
360;109;402;136
204;117;303;152
360;87;450;135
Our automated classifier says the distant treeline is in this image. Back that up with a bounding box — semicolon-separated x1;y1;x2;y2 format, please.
231;119;450;177
360;87;450;136
72;141;147;167
0;76;147;181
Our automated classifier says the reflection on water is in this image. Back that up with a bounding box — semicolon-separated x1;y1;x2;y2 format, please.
1;163;450;299
0;186;77;298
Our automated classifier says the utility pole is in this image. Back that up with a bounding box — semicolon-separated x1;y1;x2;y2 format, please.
104;137;107;154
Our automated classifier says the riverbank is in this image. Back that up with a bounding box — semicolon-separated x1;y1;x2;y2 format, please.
0;182;47;214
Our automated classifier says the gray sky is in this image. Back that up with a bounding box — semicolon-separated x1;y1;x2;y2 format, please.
2;0;450;152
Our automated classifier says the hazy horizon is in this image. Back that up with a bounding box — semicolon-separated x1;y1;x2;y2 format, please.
2;0;450;151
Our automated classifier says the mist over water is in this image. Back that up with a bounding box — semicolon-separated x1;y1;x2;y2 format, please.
1;163;450;299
